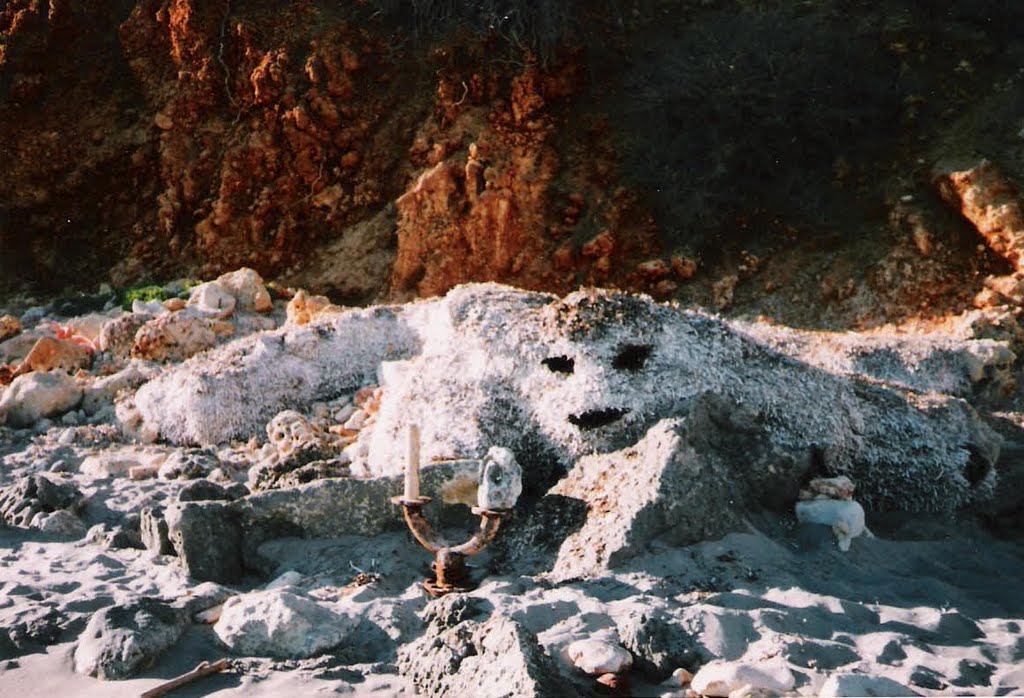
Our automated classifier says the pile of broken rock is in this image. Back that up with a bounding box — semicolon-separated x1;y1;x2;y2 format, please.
1;273;1023;696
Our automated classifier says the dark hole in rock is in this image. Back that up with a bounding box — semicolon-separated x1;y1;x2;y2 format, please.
542;355;575;374
568;408;629;429
613;344;652;370
964;444;991;487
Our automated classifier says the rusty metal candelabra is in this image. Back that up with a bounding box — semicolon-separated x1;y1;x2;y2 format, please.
393;425;510;597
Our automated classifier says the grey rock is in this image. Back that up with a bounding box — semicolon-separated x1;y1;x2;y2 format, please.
0;604;68;660
235;460;479;540
37;509;88;539
213;588;355;659
540;413;745;580
177;479;233;502
616;609;701;679
398;614;575;698
73;597;185;679
0;474;85;527
140;506;173;556
33;474;85;511
159;449;219;480
166;501;243;583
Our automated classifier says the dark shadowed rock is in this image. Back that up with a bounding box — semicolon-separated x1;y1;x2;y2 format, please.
165;501;243;583
399;613;576;698
72;597;185;679
616;609;701;679
140;506;173;556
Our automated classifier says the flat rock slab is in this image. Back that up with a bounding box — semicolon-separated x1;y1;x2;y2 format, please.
214;588;356;659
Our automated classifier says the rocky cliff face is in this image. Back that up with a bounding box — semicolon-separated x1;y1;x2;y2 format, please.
2;1;1024;330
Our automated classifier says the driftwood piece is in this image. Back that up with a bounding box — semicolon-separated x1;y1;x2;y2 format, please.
140;658;232;698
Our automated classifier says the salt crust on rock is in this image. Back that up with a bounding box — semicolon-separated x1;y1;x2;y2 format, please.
134;305;418;445
136;283;1001;512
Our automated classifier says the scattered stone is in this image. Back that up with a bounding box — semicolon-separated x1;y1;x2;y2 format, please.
177;479;244;502
819;673;920;697
36;509;88;539
566;638;633;675
194;604;224;624
0;474;85;527
0;604;68;659
187;281;237;319
669;668;695;686
216;267;272;312
0;370;82;427
616;610;700;679
98;313;151;359
73;597;185;679
14;336;91;375
690;660;795;697
799;475;855;501
213;588;355;659
399;614;574;698
0;315;21;342
158;449;219;480
80;451;146;478
129;464;159;480
131;313;218;362
165;500;243;583
286;289;341;325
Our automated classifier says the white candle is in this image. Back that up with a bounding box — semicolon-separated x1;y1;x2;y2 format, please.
404;424;421;500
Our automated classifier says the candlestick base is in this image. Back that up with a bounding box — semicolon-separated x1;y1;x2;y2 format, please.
394;495;509;597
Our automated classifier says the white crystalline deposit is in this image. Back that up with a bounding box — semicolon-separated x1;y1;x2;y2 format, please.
134;304;421;445
134;283;1000;512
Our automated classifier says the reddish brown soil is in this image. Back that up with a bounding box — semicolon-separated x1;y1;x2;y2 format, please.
2;1;1024;330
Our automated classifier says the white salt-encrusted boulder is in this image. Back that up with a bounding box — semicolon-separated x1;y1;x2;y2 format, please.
0;370;82;427
134;305;420;445
214;588;356;659
135;283;1001;512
